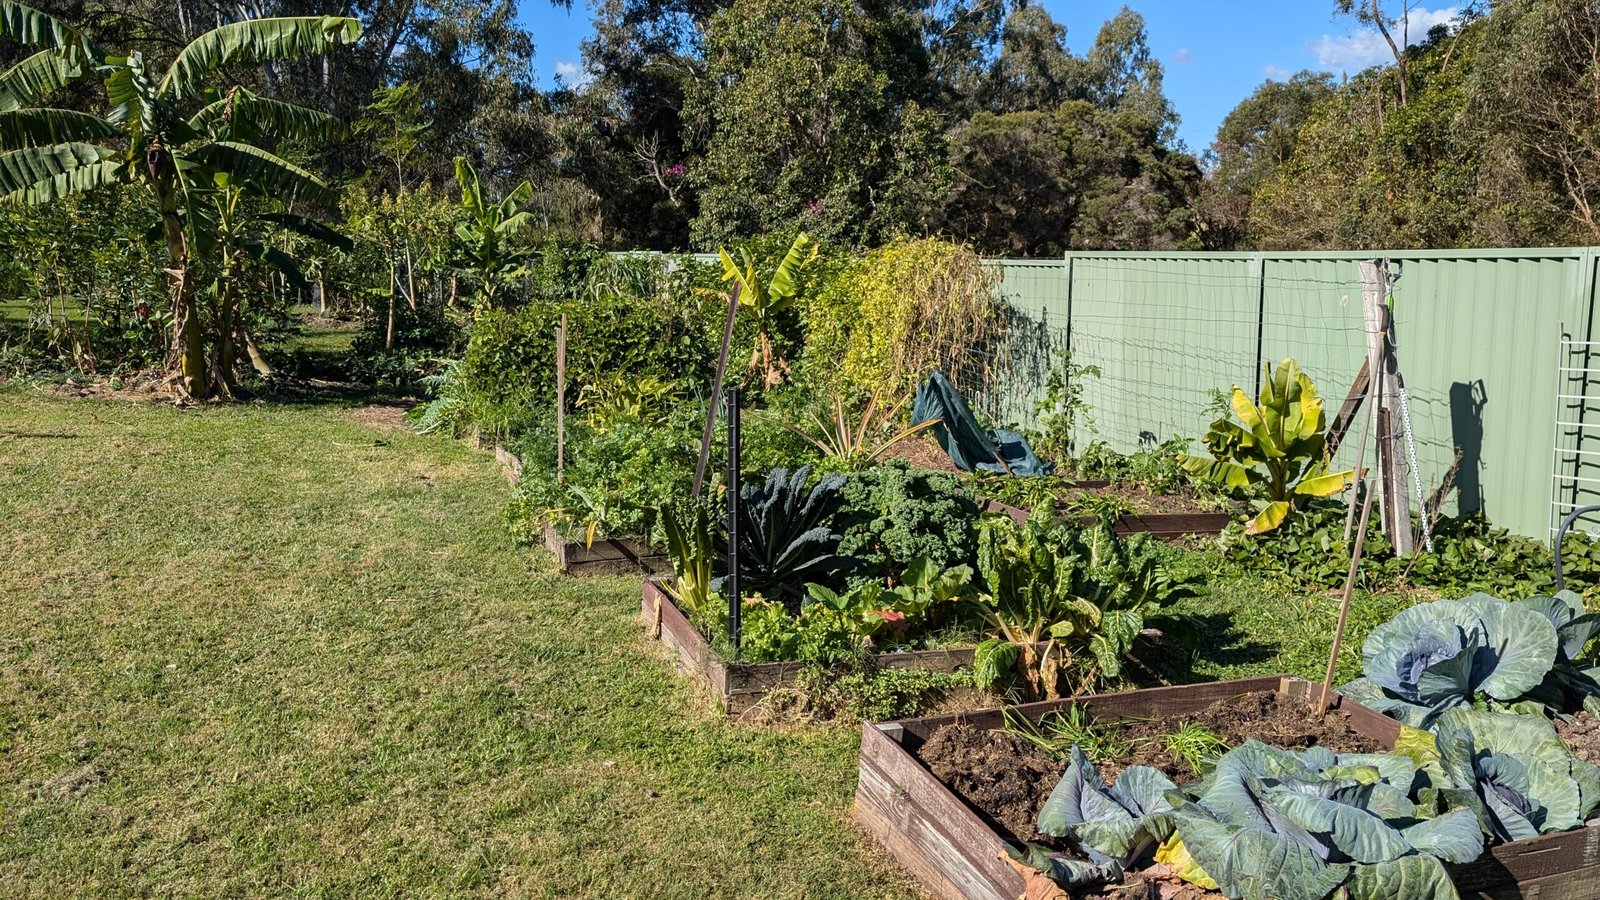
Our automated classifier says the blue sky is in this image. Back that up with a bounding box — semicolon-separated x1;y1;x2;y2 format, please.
517;1;1460;151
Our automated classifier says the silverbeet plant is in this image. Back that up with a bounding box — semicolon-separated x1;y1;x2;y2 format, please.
1340;592;1600;728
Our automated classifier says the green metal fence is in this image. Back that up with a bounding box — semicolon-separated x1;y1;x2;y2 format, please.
988;249;1600;542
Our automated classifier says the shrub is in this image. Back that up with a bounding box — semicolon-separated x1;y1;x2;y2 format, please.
458;258;720;438
800;237;1005;398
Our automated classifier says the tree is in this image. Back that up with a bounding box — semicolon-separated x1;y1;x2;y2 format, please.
1334;0;1420;105
939;101;1199;256
1198;71;1335;249
685;0;938;248
1080;6;1174;138
0;2;360;398
1467;0;1600;242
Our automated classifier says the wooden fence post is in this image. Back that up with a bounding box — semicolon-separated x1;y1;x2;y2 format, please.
556;313;567;483
1359;260;1413;555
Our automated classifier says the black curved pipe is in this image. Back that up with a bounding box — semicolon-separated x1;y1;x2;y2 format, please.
1555;504;1600;592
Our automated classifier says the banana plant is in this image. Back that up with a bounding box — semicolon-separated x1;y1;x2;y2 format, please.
1180;357;1356;534
453;155;535;312
0;3;360;399
714;232;818;388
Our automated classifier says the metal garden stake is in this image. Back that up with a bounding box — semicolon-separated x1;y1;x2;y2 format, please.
725;386;742;659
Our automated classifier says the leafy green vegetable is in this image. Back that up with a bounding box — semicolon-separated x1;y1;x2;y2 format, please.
835;461;978;584
1341;593;1581;726
1166;741;1483;900
971;512;1201;698
1431;708;1600;842
716;465;849;609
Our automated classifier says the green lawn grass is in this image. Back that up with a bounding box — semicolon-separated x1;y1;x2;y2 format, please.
0;390;916;899
0;387;1427;898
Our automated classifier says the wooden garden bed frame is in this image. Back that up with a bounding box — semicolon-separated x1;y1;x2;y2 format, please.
546;524;672;577
853;675;1600;900
640;579;975;716
488;439;672;576
981;497;1232;539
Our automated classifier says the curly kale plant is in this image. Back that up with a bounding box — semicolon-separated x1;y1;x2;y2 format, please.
1341;592;1600;727
835;461;977;583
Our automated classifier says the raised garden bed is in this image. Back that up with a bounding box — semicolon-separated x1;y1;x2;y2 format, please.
640;579;975;715
546;523;672;577
981;496;1231;539
489;440;672;575
854;675;1600;900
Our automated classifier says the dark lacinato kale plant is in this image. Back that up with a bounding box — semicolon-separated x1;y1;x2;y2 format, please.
836;461;978;583
1340;592;1600;727
715;465;849;609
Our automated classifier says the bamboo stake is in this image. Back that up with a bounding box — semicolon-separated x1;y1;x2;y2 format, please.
1321;483;1378;717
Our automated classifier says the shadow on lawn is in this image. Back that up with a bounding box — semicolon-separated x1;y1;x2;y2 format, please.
1142;611;1279;685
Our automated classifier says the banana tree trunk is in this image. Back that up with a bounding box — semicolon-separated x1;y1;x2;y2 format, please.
150;146;207;400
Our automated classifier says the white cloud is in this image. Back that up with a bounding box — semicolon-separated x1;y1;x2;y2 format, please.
553;60;593;88
1263;64;1293;81
1310;6;1459;71
1171;48;1194;65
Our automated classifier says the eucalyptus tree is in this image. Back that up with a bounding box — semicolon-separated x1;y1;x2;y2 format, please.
0;2;359;398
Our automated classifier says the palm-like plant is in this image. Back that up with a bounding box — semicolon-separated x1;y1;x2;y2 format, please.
782;386;941;470
0;3;360;398
453;155;535;311
1180;358;1356;534
714;232;818;388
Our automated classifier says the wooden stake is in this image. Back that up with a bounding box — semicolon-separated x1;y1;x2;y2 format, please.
1325;358;1370;459
1358;260;1412;555
556;313;567;483
1321;483;1378;717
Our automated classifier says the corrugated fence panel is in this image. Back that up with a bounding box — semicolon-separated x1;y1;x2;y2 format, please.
1260;252;1591;539
1067;254;1259;453
981;259;1068;427
988;247;1600;541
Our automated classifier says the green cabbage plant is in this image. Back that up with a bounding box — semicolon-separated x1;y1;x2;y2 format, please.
1340;592;1600;727
1181;358;1355;534
1012;740;1486;900
1429;709;1600;842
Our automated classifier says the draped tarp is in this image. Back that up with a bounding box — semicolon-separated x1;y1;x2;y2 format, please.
911;371;1053;477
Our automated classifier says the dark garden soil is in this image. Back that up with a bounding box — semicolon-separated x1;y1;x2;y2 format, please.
919;721;1064;845
916;690;1385;848
1556;711;1600;766
1105;690;1384;782
1060;480;1228;518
